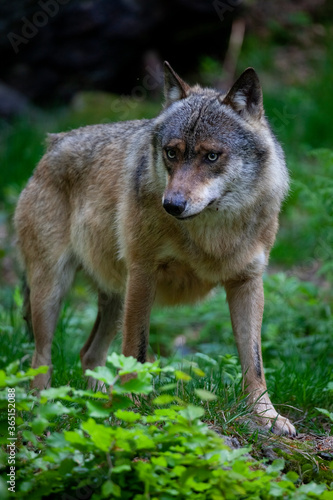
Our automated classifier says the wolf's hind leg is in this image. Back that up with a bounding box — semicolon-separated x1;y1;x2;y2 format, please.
22;277;33;339
80;292;123;389
29;255;76;390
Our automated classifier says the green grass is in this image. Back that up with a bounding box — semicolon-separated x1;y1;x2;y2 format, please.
1;272;332;435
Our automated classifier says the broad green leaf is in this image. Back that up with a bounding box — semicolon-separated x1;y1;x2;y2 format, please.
175;370;191;381
316;407;333;422
269;483;287;497
179;405;205;421
153;394;175;405
107;394;133;412
134;433;155;450
185;477;211;492
192;367;206;377
86;400;111;419
154;408;178;419
85;366;117;386
5;365;49;387
108;353;145;374
46;431;68;448
160;365;175;373
121;376;152;394
58;458;77;476
112;464;131;474
75;388;109;400
285;470;299;482
39;401;75;418
172;465;186;477
22;366;49;377
102;480;121;498
298;482;326;495
18;481;34;494
115;409;141;423
320;491;333;500
31;417;49;435
266;459;285;474
151;456;167;467
22;430;38;446
0;370;6;387
64;430;88;447
6;360;20;375
194;389;217;401
82;418;114;452
0;476;8;499
40;386;72;402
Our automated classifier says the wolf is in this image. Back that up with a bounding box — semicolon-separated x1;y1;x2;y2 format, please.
14;62;295;436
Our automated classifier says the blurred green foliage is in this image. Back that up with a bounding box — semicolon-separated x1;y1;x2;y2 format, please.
1;357;332;499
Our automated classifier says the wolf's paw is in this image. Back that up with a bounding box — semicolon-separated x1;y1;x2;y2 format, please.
31;367;52;392
269;414;296;437
255;408;296;437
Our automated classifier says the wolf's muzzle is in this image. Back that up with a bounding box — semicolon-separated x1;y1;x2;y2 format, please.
163;196;187;217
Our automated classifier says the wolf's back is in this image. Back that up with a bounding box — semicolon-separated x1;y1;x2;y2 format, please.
41;120;153;189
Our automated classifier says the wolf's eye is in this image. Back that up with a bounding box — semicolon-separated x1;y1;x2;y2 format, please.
206;152;219;162
166;149;177;160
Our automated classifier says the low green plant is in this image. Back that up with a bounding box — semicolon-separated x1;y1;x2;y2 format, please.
316;408;333;425
1;357;332;499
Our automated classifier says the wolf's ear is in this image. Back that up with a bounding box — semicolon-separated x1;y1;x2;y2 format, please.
222;68;263;120
164;61;190;106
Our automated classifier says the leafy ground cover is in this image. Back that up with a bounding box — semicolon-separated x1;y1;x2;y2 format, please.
0;354;332;499
0;272;332;498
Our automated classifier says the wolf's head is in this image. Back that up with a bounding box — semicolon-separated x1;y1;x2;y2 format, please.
153;62;288;220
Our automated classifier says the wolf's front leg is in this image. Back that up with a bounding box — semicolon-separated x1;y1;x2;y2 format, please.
122;266;156;366
225;275;296;437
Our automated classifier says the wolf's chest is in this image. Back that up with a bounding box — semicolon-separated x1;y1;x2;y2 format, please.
153;219;266;306
154;258;217;306
153;245;235;307
154;240;266;307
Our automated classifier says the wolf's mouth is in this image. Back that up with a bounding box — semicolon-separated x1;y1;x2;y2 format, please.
175;213;199;220
175;199;218;220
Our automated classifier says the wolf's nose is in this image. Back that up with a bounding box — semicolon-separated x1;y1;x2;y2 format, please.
163;197;187;217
